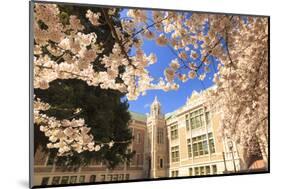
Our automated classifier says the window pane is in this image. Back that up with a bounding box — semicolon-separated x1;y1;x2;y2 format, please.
79;176;85;183
107;175;113;181
160;158;163;168
198;142;204;155
157;128;164;144
209;139;215;153
112;174;118;181
125;174;130;180
100;175;105;182
171;146;180;162
202;134;206;140
200;166;205;175
189;168;193;176
191;118;195;129
52;176;60;185
171;125;178;140
61;176;69;184
193;143;198;157
41;177;49;186
70;176;77;184
187;144;192;158
203;141;208;154
137;133;141;144
206;112;210;125
119;174;124;181
195;167;199;175
206;166;211;175
200;115;204;125
89;175;96;182
172;170;179;177
186;120;189;130
191;134;214;157
212;165;217;174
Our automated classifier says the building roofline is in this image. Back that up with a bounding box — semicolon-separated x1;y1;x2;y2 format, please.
164;85;216;119
129;111;147;122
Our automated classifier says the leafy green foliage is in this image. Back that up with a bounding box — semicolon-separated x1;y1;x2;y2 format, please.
35;79;133;169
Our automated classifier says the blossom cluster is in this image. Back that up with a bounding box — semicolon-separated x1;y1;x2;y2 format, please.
33;3;268;160
207;17;268;159
34;4;176;101
34;97;101;156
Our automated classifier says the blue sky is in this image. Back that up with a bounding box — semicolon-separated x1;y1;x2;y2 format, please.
120;9;219;115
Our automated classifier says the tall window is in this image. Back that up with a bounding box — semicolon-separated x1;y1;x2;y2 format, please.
212;165;217;174
171;170;179;177
208;133;215;153
100;175;106;182
107;175;113;181
189;168;193;176
89;175;96;182
205;111;210;125
41;177;49;186
194;167;199;175
200;166;205;175
206;166;211;175
79;176;85;183
157;128;164;144
186;115;190;131
187;139;192;158
112;175;118;181
187;132;215;158
136;154;143;166
119;174;124;181
190;109;204;129
70;176;77;184
136;132;141;144
171;146;180;162
159;158;164;168
61;176;69;184
52;176;60;185
125;174;130;180
170;125;178;140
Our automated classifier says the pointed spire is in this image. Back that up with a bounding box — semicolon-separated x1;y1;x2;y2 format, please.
150;96;161;117
152;96;161;106
153;96;158;103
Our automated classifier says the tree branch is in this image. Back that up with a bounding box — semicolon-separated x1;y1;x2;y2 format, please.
36;65;89;78
102;9;136;69
121;15;172;47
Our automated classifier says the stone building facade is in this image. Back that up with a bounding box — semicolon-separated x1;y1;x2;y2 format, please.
165;90;241;177
33;111;148;186
33;88;266;186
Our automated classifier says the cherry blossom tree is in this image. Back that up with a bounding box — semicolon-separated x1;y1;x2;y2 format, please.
209;17;268;168
33;2;268;165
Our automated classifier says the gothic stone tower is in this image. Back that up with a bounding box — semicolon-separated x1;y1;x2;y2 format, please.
145;96;169;178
